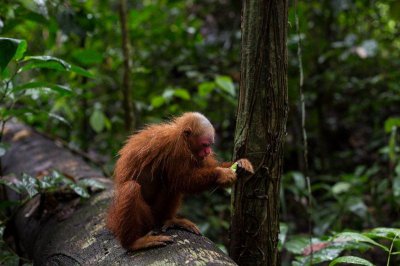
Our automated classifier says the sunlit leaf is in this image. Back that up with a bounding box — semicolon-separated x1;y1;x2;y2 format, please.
173;88;190;100
230;162;238;172
329;256;374;266
215;75;235;96
384;117;400;133
332;182;351;194
162;89;174;100
198;82;215;97
279;223;289;248
151;96;165;108
14;41;27;61
291;171;306;190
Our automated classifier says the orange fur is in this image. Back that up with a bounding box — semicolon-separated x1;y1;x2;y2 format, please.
106;112;253;250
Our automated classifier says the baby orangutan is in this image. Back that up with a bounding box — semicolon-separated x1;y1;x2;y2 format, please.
107;112;254;251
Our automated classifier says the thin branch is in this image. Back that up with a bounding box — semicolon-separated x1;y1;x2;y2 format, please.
295;0;313;264
118;0;134;131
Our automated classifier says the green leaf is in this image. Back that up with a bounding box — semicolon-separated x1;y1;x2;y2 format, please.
334;232;388;251
285;236;317;255
279;223;289;248
347;197;368;218
1;66;11;80
215;75;235;96
291;171;306;190
162;89;174;100
173;88;190;100
198;82;215;97
12;81;72;95
14;40;28;61
70;64;95;78
329;256;374;266
230;162;238;172
21;173;39;198
0;37;27;72
49;113;70;126
151;96;165;108
90;109;105;133
20;56;94;78
22;55;71;69
332;182;351;195
20;61;66;72
78;179;106;191
68;183;90;198
384;117;400;133
37;177;54;190
368;228;400;239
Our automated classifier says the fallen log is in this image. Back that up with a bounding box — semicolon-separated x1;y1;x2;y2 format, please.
2;123;236;265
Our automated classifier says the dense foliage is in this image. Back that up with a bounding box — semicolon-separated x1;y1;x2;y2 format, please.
1;0;400;265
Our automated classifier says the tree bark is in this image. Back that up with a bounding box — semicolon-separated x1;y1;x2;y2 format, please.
229;1;288;265
2;123;236;265
119;0;135;131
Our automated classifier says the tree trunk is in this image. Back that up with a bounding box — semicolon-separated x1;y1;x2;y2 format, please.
229;1;288;265
2;123;236;265
119;0;135;131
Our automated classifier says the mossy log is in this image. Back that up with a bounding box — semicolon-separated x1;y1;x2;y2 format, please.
2;123;236;265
